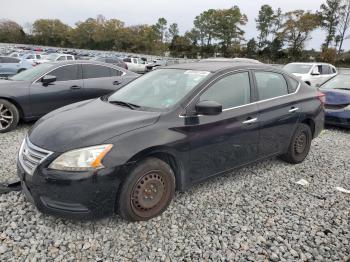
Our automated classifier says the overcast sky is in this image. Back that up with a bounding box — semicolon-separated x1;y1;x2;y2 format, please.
1;0;348;50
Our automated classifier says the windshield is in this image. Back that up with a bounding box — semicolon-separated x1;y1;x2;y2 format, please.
9;63;54;81
321;75;350;90
283;64;312;74
108;69;211;110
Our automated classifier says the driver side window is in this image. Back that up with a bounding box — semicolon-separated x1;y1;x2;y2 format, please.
46;65;81;82
200;72;251;110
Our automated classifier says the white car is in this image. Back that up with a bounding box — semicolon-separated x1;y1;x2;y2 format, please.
122;57;147;73
283;63;337;87
44;53;75;62
21;53;47;65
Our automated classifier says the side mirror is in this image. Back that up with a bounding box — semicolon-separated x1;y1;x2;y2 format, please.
41;75;56;85
195;100;222;116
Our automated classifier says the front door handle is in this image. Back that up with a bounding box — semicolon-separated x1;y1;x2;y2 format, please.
289;107;299;113
70;85;82;90
242;117;258;125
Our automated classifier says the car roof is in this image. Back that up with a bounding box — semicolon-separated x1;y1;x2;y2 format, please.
165;61;276;73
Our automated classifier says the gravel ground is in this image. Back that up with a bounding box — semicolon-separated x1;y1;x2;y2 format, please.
0;124;349;261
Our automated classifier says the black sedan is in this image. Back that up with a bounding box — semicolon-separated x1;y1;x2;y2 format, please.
17;62;324;221
0;60;138;132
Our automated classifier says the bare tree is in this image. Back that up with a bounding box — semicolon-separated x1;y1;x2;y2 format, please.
337;0;350;54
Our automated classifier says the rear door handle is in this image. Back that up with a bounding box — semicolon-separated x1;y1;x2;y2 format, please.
242;117;258;124
289;107;299;113
70;85;82;90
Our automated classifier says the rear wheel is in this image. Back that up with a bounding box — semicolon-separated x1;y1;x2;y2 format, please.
280;123;312;164
0;99;19;133
118;157;175;221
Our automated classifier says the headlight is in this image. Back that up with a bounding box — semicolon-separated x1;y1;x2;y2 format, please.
49;144;113;171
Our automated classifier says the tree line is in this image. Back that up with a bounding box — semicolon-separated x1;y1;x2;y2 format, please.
1;0;350;65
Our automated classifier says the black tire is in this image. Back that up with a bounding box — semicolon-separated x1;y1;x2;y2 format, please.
17;68;26;74
118;157;175;221
0;99;20;133
280;123;312;164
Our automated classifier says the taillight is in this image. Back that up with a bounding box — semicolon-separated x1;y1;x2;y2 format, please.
317;91;326;104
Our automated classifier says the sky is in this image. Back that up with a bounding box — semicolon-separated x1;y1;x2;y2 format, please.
0;0;347;51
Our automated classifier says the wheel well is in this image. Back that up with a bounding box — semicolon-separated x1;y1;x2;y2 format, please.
0;97;23;119
129;149;184;191
301;118;315;138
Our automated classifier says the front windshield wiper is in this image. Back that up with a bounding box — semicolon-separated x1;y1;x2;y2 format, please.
109;100;140;110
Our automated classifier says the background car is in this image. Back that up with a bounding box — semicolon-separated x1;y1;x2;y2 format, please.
123;57;147;73
0;60;138;132
44;53;75;62
283;62;337;86
0;56;34;77
92;56;128;69
319;74;350;128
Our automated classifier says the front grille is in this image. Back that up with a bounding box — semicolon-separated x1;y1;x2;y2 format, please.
18;137;53;175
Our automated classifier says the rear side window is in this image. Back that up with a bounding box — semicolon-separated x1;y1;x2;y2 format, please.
48;65;81;81
332;67;337;74
82;64;111;79
255;72;288;100
1;57;20;63
67;56;73;60
285;75;299;93
321;65;332;75
200;72;251;109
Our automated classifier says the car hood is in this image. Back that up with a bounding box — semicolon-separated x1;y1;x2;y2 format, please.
29;99;161;152
321;89;350;105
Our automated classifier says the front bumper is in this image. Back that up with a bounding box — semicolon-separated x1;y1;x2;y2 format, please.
17;159;126;220
325;110;350;128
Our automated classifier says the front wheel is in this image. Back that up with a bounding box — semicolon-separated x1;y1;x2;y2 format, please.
280;123;312;164
118;157;175;221
0;99;20;133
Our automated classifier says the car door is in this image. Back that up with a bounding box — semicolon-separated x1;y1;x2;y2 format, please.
253;70;301;157
82;64;126;99
29;64;84;117
186;71;260;182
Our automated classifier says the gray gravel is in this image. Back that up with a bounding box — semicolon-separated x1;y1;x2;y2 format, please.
0;124;349;261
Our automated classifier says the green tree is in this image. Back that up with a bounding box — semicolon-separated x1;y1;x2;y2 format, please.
245;38;258;57
212;6;248;57
153;18;167;42
318;0;342;49
168;23;179;40
32;19;71;46
256;5;275;48
337;0;350;54
0;20;26;43
281;10;320;58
